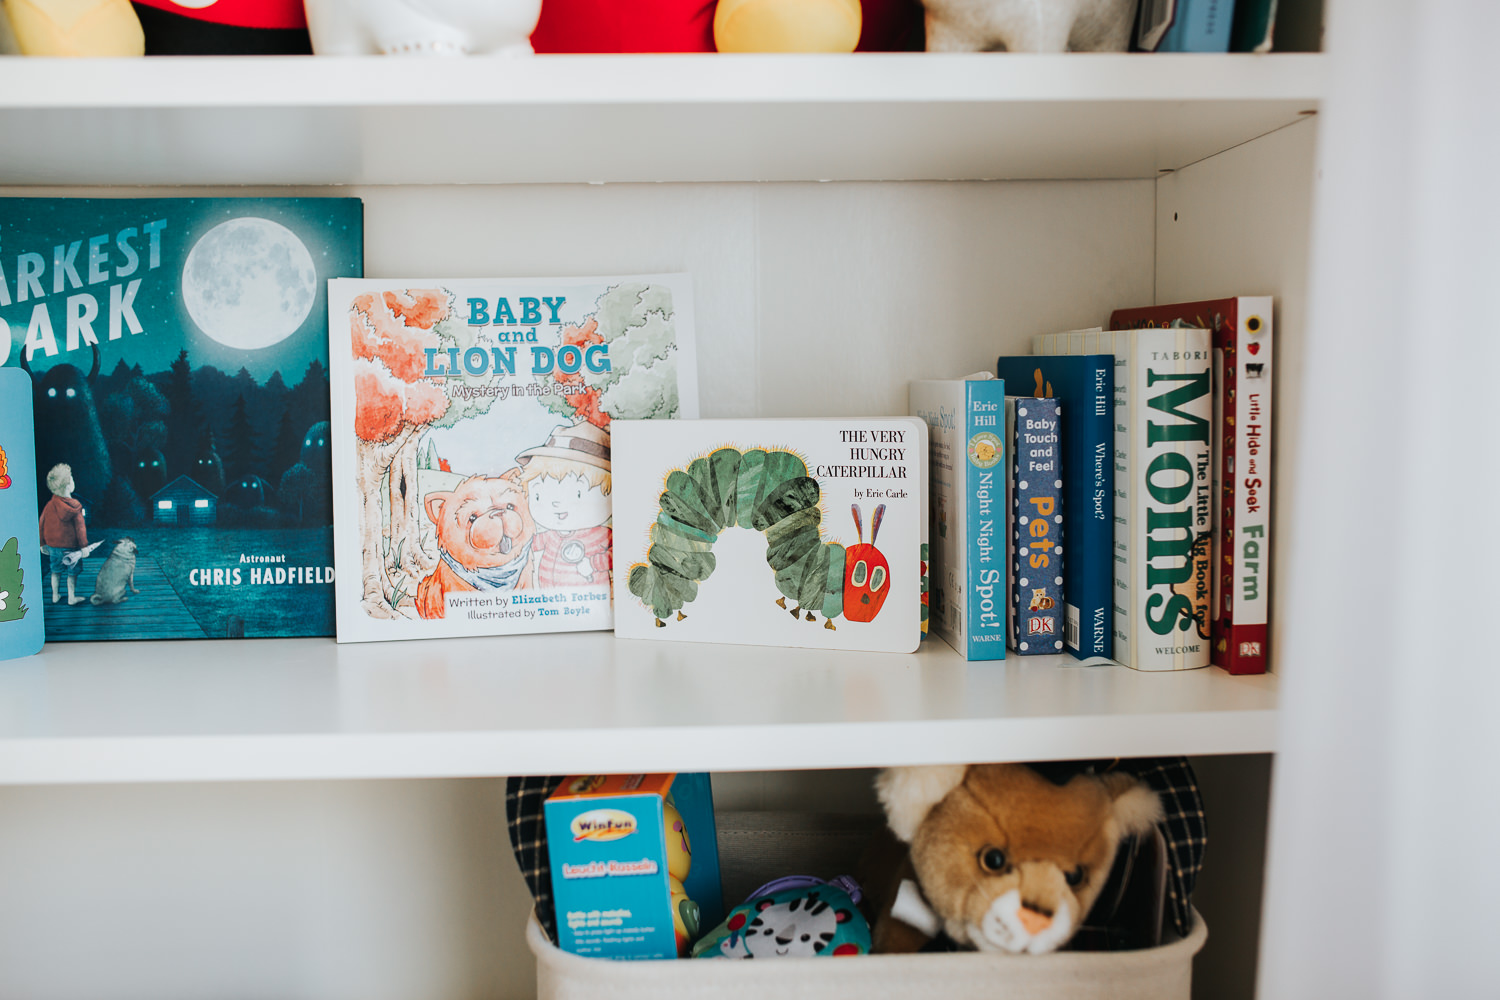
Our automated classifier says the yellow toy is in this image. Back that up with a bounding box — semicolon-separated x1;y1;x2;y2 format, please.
663;799;701;956
4;0;143;55
713;0;861;53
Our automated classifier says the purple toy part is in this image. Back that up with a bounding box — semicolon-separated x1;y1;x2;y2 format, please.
744;875;863;906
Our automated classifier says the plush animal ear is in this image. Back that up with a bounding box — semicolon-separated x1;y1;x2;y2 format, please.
876;765;968;843
425;492;451;524
756;898;776;912
1101;772;1164;836
835;908;852;924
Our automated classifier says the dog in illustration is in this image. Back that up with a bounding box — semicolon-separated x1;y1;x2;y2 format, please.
90;538;140;605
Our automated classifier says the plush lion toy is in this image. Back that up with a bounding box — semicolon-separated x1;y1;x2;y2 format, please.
875;763;1163;954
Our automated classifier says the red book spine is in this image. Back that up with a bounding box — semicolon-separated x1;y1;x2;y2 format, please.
1109;297;1273;675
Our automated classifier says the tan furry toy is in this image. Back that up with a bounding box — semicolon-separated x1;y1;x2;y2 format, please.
922;0;1135;52
874;763;1163;954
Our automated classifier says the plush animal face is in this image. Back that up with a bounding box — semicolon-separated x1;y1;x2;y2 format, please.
877;764;1161;955
425;472;535;570
731;893;853;958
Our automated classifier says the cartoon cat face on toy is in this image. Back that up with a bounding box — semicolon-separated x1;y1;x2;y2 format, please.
722;893;855;959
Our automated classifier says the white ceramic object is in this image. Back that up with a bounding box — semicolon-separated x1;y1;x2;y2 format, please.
304;0;541;55
923;0;1136;52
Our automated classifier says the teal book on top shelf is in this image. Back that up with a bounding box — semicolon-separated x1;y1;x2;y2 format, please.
911;374;1008;661
0;197;364;641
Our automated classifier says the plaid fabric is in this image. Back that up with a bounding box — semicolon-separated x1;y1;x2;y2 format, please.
505;775;566;942
504;759;1204;945
1113;757;1205;936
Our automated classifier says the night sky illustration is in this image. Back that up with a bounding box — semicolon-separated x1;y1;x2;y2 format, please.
1;198;362;381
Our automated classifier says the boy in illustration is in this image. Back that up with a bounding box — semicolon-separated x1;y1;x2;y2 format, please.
413;469;536;619
38;463;88;605
517;421;612;589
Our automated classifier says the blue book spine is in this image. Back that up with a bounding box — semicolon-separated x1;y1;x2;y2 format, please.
963;380;1008;659
1157;0;1236;52
1011;398;1063;654
996;356;1113;659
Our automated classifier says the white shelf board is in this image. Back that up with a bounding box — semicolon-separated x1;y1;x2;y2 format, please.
0;633;1277;784
0;53;1323;185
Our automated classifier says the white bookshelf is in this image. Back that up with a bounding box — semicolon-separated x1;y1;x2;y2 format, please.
0;53;1322;184
0;49;1319;1000
0;636;1277;784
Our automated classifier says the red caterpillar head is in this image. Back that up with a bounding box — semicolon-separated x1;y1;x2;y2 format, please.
844;504;890;623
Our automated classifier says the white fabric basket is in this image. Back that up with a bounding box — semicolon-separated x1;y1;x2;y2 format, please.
530;908;1206;1000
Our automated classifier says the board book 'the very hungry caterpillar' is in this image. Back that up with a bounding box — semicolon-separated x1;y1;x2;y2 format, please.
910;375;1008;660
1;197;364;640
612;418;926;653
1111;297;1272;674
1034;327;1212;671
327;275;698;643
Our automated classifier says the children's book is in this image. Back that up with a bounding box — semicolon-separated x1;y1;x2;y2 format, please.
995;354;1114;662
910;375;1008;660
1008;397;1064;654
612;417;926;653
1;197;363;640
0;369;44;659
326;275;698;643
1034;327;1212;671
1111;297;1273;674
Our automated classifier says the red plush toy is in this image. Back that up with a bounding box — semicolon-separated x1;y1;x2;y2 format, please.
530;0;922;53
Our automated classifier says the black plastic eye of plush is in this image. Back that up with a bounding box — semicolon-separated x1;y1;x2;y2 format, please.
1065;866;1086;888
979;847;1007;872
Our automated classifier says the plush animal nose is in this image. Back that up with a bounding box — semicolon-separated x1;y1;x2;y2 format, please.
1017;904;1053;936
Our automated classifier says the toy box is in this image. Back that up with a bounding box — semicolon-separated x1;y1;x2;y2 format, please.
545;772;723;960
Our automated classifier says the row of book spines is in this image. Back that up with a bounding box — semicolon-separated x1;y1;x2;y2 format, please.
993;354;1113;662
1034;326;1214;671
1108;297;1273;675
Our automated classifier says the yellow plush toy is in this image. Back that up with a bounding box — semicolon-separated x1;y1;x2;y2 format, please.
4;0;143;55
714;0;861;53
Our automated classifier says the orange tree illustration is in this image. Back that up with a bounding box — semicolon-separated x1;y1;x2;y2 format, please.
350;289;506;617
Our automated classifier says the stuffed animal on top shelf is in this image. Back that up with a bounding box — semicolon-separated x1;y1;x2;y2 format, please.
921;0;1136;52
874;762;1164;954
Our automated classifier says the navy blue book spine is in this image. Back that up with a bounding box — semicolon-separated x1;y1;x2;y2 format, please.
996;355;1114;659
1011;397;1063;654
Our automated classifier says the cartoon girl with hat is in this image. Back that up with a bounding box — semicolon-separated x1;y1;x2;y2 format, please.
517;421;612;589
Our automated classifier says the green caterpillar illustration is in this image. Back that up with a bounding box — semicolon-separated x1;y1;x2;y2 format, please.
628;447;891;630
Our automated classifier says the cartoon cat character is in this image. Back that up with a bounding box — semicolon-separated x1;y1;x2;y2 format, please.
718;892;857;959
89;538;140;605
414;469;535;619
1028;588;1055;611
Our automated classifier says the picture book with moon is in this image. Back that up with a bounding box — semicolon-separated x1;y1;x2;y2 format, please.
325;275;698;643
0;197;364;640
